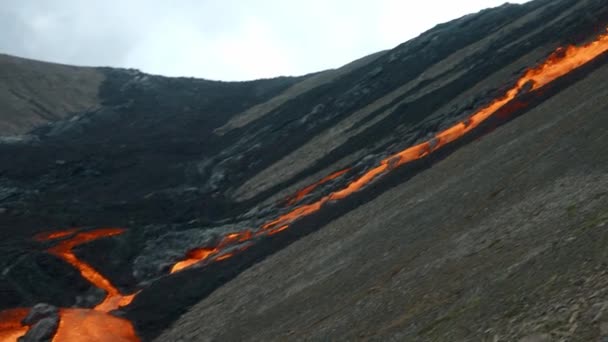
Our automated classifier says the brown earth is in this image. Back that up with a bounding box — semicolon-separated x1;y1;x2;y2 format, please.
0;54;104;135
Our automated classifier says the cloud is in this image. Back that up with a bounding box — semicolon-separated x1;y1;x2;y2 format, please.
0;0;531;80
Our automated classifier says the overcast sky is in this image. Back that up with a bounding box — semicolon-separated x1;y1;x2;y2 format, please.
1;1;530;81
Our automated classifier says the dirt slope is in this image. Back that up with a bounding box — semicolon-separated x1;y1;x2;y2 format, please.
0;54;104;135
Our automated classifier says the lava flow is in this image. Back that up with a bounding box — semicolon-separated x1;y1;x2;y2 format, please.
283;168;351;206
169;26;608;273
170;230;253;273
0;229;139;342
42;228;137;312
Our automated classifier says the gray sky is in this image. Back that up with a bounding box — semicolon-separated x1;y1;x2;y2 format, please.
1;1;530;81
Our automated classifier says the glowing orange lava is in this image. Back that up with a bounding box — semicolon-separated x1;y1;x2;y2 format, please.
283;168;350;205
169;230;255;273
0;308;138;342
169;26;608;273
0;309;29;342
170;247;219;273
0;228;140;342
44;228;135;312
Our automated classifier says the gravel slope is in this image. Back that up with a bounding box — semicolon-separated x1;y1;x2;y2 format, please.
0;54;104;135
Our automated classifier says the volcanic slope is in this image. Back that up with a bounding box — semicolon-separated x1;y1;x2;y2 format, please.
158;36;608;342
0;54;104;136
1;0;608;341
156;2;608;342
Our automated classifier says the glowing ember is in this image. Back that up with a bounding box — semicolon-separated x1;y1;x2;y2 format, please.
51;309;138;342
169;26;608;273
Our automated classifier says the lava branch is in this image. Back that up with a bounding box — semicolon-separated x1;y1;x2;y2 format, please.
170;230;254;273
283;168;351;206
169;26;608;273
0;228;140;342
41;228;137;312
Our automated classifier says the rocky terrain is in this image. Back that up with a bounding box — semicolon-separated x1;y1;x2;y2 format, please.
1;0;608;340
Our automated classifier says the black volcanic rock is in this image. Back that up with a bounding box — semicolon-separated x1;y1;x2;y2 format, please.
21;303;58;326
19;317;59;342
0;251;93;310
19;304;60;342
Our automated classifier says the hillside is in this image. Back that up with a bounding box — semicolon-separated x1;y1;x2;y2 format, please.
158;48;608;342
1;0;608;341
0;54;104;135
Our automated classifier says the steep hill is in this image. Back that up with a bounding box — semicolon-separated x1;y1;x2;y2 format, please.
0;54;104;135
1;0;608;341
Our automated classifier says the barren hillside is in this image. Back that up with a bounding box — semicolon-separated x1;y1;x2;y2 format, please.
0;54;104;135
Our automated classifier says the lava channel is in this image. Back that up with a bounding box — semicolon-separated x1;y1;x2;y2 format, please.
169;25;608;273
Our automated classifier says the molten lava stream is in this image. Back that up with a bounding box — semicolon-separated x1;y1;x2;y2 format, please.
52;309;138;342
283;168;350;205
44;228;136;313
169;230;254;273
169;26;608;273
0;309;29;342
0;228;140;342
0;308;138;342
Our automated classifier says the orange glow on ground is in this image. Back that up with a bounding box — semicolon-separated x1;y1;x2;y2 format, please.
170;247;219;273
169;26;608;273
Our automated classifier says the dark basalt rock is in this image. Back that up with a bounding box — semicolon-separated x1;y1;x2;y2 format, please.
19;303;60;342
0;251;93;310
19;317;59;342
21;303;58;326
